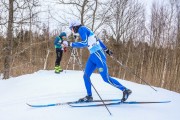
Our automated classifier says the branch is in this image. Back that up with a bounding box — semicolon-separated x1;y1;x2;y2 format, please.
1;0;9;10
14;0;29;12
0;21;7;25
13;11;40;24
56;0;82;7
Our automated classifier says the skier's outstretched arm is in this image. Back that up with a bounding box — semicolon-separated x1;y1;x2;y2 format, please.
98;39;113;56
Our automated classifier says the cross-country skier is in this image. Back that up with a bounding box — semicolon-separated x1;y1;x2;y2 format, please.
67;20;132;102
54;32;67;73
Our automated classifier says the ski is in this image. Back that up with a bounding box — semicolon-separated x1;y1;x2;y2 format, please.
26;99;121;108
69;100;171;107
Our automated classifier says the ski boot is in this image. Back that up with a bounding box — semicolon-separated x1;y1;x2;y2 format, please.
121;89;132;102
59;66;63;72
78;95;93;102
54;65;60;73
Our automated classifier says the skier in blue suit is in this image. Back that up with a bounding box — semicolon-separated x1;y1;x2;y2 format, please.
67;20;132;102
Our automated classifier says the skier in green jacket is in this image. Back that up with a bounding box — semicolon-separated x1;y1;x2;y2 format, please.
54;32;67;73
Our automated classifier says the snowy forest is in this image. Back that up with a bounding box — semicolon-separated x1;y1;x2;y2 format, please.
0;0;180;93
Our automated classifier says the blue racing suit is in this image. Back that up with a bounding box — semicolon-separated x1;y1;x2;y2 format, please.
71;26;127;96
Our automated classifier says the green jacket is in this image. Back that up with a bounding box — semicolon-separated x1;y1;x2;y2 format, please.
54;36;62;48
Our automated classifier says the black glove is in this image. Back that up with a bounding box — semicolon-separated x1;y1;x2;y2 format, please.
105;49;113;56
74;35;77;39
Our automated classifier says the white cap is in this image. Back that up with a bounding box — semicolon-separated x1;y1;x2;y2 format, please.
69;19;81;30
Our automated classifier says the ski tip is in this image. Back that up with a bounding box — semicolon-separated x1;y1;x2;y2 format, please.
124;100;171;104
68;104;73;107
156;101;171;103
26;103;32;107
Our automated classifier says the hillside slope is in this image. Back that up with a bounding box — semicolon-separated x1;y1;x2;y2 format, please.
0;70;179;120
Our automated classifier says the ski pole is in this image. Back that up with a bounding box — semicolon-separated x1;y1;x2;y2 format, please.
110;55;157;92
84;73;112;115
69;48;112;115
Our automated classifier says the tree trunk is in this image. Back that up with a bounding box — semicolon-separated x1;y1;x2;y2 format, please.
3;0;14;79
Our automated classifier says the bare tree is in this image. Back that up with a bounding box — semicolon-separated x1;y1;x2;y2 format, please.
56;0;89;25
3;0;14;79
1;0;41;79
176;0;180;47
146;0;179;91
26;0;40;64
106;0;144;43
174;0;180;92
55;0;110;32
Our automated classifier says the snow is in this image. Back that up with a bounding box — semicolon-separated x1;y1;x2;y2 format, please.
0;70;179;120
